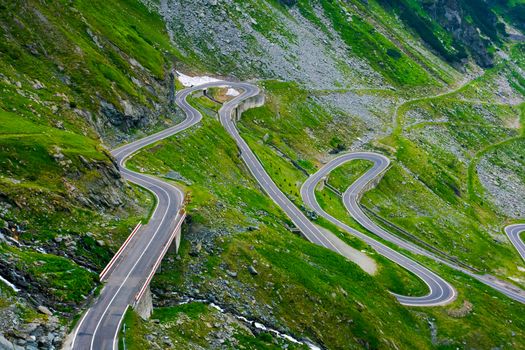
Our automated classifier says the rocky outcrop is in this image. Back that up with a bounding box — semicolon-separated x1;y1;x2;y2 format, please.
0;315;65;350
477;154;525;219
377;0;508;68
424;0;502;67
0;280;67;350
100;99;152;133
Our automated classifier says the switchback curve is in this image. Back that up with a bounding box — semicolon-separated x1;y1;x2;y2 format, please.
302;153;525;306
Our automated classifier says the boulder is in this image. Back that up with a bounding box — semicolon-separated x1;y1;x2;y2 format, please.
37;306;53;316
226;270;237;278
0;334;13;350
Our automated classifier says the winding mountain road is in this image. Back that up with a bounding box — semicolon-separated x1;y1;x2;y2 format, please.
506;224;525;263
71;80;525;349
218;88;456;306
302;153;525;305
71;81;256;349
301;153;456;305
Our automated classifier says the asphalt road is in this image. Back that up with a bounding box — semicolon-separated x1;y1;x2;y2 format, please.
506;224;525;263
71;133;186;349
303;152;525;305
71;80;525;349
301;152;456;305
213;86;456;306
211;83;525;308
71;81;252;349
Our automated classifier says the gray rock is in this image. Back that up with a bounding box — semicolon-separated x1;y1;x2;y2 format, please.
0;334;13;350
32;80;44;90
189;242;202;257
247;265;258;276
153;0;382;91
226;270;237;278
161;336;173;347
19;323;38;335
165;170;192;185
26;336;36;343
37;306;52;316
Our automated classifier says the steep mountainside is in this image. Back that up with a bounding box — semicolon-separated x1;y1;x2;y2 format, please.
0;0;185;347
1;0;525;349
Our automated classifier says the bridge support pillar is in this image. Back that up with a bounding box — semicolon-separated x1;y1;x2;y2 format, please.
175;225;182;253
131;215;185;321
134;285;153;320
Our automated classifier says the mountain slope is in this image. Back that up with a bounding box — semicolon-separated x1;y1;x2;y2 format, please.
0;0;184;346
1;0;525;349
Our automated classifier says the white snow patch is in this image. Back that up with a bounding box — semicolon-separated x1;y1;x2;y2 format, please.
226;88;240;96
176;71;220;87
0;275;19;292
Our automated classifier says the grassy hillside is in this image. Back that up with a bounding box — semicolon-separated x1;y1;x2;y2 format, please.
122;77;525;348
1;0;525;348
232;74;525;347
0;0;179;339
126;95;435;349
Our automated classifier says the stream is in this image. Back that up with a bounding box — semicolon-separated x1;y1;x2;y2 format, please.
175;297;322;350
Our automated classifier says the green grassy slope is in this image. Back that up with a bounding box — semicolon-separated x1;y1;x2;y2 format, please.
234;78;525;348
127;78;525;348
126;95;436;349
1;0;525;348
0;0;177;322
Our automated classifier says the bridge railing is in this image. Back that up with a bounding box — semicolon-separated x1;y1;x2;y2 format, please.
99;221;143;281
133;211;186;305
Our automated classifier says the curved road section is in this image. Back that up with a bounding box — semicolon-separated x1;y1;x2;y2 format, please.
506;224;525;262
303;153;525;305
216;87;456;306
72;81;256;349
72;80;525;349
301;153;456;305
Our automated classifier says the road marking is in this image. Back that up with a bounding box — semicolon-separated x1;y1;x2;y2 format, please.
70;309;90;349
90;181;171;350
112;305;129;350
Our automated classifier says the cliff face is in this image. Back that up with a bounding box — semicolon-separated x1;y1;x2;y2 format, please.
376;0;510;68
423;0;503;67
